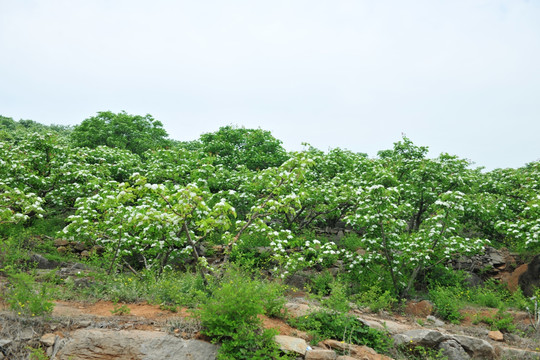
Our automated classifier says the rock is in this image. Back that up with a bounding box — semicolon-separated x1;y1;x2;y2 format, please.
71;262;87;270
488;330;504;342
336;356;356;360
499;346;540;360
54;239;69;247
0;339;12;348
141;334;219;360
405;300;433;317
57;246;68;254
452;335;496;359
285;272;311;290
80;250;90;258
29;253;58;269
73;242;87;252
453;246;505;274
426;315;445;327
92;245;105;254
40;333;57;347
73;278;93;288
439;340;470;360
305;349;337;360
464;273;484;288
322;340;392;360
519;254;540;297
274;335;308;355
20;327;34;340
285;303;314;317
378;319;412;334
485;246;505;266
56;329;218;360
393;330;451;348
357;318;386;331
78;320;92;328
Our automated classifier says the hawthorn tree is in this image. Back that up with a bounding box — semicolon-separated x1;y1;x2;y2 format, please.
200;126;289;171
344;138;489;298
61;152;314;278
71;111;169;155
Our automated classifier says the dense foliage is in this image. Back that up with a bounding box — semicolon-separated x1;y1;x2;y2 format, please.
1;113;539;300
70;111;170;155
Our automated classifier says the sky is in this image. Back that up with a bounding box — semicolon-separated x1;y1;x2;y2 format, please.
1;0;539;170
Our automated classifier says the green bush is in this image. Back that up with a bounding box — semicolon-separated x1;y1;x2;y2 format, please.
309;270;334;296
354;284;397;313
196;270;288;359
217;326;287;360
289;310;392;353
321;279;350;313
6;272;54;317
429;286;463;324
258;280;288;319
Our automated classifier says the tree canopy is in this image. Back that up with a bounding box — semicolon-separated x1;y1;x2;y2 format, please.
70;111;169;155
200;126;289;171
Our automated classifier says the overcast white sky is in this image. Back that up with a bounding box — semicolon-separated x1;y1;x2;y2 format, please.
1;1;539;170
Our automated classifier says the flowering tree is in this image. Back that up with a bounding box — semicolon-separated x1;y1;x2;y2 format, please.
71;111;170;155
493;161;540;251
0;133;141;213
345;138;489;298
61;152;314;278
200;126;289;171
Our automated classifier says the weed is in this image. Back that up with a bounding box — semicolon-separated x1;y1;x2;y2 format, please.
5;272;54;317
472;308;517;333
27;346;48;360
110;302;131;315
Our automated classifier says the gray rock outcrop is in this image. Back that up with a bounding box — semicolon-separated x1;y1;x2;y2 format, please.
56;329;218;360
438;340;470;360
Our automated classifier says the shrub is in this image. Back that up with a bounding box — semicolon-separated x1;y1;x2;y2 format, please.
309;270;334;296
196;270;288;359
321;279;350;313
354;284;397;313
289;310;392;353
429;286;463;324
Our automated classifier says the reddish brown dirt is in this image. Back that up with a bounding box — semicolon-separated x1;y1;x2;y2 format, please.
52;300;188;319
460;307;531;327
259;314;312;340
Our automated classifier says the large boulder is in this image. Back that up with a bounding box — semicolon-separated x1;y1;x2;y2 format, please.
438;340;470;360
452;335;496;359
274;335;308;355
393;329;452;348
519;254;540;297
56;329;218;360
322;339;393;360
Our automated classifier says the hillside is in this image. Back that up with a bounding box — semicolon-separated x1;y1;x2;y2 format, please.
0;115;539;359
